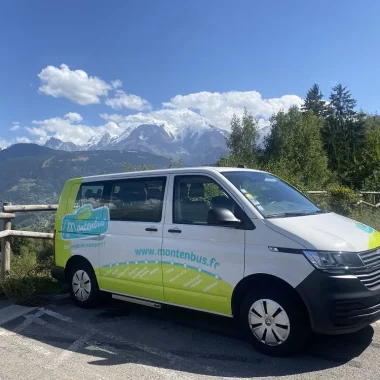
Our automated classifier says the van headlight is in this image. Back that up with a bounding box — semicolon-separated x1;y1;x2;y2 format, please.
303;250;364;272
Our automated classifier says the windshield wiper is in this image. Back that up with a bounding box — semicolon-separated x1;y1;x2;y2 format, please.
304;210;329;215
266;212;310;218
266;210;327;218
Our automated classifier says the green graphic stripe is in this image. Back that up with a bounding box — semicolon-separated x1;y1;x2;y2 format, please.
101;260;222;280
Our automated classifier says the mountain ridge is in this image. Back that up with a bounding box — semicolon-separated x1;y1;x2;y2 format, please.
0;144;172;226
43;122;229;165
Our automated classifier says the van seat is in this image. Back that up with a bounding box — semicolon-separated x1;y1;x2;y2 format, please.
181;183;210;223
147;188;162;201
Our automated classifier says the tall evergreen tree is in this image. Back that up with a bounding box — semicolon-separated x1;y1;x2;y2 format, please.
323;84;364;187
302;84;326;117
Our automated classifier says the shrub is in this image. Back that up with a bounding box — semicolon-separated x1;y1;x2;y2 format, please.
0;247;59;302
36;242;54;268
0;251;37;301
326;185;360;216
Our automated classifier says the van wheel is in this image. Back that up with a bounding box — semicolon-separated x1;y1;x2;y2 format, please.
69;262;100;308
240;287;310;356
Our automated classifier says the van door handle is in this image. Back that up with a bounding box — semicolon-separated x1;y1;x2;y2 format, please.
168;229;182;234
145;227;158;232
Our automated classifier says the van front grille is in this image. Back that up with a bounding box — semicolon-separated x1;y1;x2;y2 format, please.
358;248;380;267
354;249;380;290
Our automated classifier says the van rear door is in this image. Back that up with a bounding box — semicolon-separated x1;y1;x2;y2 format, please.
98;176;167;301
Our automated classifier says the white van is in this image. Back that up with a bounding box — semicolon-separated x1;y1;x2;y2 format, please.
52;167;380;356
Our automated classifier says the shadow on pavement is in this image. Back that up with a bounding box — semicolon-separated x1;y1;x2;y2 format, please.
1;296;376;378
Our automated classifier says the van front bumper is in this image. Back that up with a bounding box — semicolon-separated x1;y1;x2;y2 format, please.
51;265;66;283
296;270;380;335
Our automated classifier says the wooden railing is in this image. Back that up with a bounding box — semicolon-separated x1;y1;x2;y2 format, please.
306;191;380;209
0;202;58;280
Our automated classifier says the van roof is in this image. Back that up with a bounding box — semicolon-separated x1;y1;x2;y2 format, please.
80;166;266;182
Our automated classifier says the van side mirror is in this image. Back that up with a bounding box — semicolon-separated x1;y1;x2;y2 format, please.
207;208;242;227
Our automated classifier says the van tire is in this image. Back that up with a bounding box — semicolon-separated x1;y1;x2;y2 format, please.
239;287;310;356
69;262;100;308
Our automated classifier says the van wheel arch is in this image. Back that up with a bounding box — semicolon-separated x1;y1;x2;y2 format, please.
231;274;309;320
65;255;94;283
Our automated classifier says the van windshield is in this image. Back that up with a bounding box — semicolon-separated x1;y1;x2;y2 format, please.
222;171;323;218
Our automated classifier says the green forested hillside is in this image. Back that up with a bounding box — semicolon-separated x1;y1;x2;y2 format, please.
0;144;170;226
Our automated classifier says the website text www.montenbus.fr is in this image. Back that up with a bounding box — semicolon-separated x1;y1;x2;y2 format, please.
134;248;220;269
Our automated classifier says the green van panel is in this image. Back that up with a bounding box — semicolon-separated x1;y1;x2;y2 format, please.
54;178;82;268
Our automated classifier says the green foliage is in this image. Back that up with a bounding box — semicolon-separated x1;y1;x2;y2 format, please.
0;252;37;301
0;242;59;302
0;236;57;301
220;83;379;201
218;83;380;228
325;185;360;216
263;107;330;189
322;84;365;187
225;109;260;167
302;84;326;117
360;115;380;190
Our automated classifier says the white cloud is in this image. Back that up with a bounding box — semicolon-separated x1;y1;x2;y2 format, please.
105;90;151;111
10;121;20;131
64;112;83;123
100;108;208;136
17;88;303;148
37;64;148;111
163;91;304;131
100;90;302;135
111;79;122;89
38;64;113;105
24;113;123;146
25;126;48;137
0;139;10;149
15;137;32;144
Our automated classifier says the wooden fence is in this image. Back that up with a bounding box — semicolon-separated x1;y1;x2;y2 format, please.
0;202;58;280
307;191;380;209
0;191;379;279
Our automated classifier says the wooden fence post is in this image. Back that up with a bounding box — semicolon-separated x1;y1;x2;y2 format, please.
0;202;12;280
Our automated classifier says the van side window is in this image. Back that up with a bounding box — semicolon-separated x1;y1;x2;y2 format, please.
75;183;106;209
109;177;166;222
173;175;239;225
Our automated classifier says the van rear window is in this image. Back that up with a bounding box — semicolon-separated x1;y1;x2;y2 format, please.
108;177;166;222
75;184;106;210
74;177;167;223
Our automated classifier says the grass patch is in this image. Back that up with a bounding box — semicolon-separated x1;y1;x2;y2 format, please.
0;245;62;302
350;208;380;231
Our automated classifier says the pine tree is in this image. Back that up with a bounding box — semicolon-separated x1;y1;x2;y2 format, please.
323;84;364;187
302;84;326;117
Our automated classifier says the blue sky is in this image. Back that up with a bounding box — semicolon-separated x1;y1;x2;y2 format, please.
1;0;379;147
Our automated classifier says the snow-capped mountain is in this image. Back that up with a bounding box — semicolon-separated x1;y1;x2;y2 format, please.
43;123;229;165
86;133;117;151
44;137;83;152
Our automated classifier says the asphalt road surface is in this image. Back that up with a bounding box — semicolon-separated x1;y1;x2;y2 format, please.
0;295;379;380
